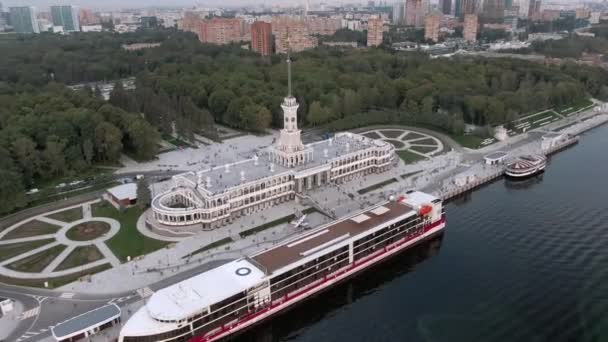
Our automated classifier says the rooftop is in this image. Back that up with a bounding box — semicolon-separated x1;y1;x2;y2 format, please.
107;183;137;200
484;151;508;160
145;259;265;322
177;132;386;194
252;191;438;274
52;304;121;340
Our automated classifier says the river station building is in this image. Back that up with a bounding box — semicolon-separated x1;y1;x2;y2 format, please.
150;58;395;230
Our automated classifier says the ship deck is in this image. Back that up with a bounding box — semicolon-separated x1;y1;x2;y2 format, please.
252;200;417;274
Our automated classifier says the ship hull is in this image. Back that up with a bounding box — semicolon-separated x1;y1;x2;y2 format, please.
505;163;546;179
190;217;446;342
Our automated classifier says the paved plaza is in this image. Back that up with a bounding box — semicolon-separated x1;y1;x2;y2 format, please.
0;200;122;282
361;128;444;158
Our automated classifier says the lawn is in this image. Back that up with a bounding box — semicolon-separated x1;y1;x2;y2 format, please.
452;135;485;149
46;207;83;223
1;220;62;240
240;215;295;238
6;244;66;273
556;99;594;115
378;130;405;138
55;246;104;271
92;201;169;262
409;145;438;154
66;221;111;241
0;239;55;262
362;131;381;139
162;134;196;148
396;150;427;163
0;264;112;288
358;178;399;195
400;170;423;179
182;237;234;259
403;132;425;140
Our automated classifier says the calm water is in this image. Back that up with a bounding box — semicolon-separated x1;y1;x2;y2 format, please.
234;125;608;342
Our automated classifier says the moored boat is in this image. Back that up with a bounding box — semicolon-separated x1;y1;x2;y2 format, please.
118;191;446;342
505;154;547;179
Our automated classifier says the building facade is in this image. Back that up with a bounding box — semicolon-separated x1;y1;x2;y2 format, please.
9;6;39;33
367;17;384;47
200;17;244;45
424;14;441;42
393;2;405;24
273;17;318;53
251;21;273;56
464;14;478;42
456;0;477;19
150;59;395;229
439;0;452;15
51;5;80;31
406;0;428;27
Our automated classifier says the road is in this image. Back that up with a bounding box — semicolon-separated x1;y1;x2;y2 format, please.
2;258;228;342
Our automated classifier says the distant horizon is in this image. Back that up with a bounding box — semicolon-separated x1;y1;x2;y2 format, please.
1;0;327;10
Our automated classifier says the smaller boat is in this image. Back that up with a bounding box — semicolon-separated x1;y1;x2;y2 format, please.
505;154;547;179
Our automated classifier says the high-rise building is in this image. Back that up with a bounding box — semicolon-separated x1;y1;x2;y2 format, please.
305;17;341;36
463;13;478;41
199;17;244;45
78;9;97;25
483;0;505;21
9;6;39;33
439;0;452;15
393;2;406;24
528;0;541;21
456;0;476;20
251;21;273;56
273;17;318;53
51;5;80;31
406;0;428;27
367;17;384;46
424;14;441;42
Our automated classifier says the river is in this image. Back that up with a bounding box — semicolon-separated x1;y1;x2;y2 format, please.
234;124;608;342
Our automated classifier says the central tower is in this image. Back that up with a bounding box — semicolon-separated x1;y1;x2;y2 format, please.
277;55;305;153
268;54;313;168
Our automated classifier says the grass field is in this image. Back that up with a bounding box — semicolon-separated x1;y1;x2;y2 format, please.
0;264;112;288
92;201;169;262
66;221;111;241
183;237;234;259
46;207;83;223
379;130;405;138
240;215;295;238
556;99;594;116
0;239;55;262
55;246;104;271
396;150;427;163
452;135;485;149
358;178;399;195
1;220;61;240
409;145;438;154
6;245;66;273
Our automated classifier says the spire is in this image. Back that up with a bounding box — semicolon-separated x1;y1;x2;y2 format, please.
286;36;292;97
287;53;292;97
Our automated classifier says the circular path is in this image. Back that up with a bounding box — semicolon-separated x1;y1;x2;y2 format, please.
0;200;122;280
361;128;444;159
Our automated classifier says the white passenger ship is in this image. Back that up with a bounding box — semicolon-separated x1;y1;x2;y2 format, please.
119;190;446;342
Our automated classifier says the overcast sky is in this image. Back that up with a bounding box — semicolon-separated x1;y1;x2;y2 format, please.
0;0;270;9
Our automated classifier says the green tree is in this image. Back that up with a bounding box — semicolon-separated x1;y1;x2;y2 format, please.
95;121;123;162
0;169;26;215
136;177;151;209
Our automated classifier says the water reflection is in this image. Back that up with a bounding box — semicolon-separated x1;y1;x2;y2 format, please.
504;172;544;190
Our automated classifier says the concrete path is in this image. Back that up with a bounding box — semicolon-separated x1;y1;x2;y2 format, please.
42;245;75;274
83;203;92;219
95;242;121;267
0;234;56;245
36;216;68;226
0;241;61;267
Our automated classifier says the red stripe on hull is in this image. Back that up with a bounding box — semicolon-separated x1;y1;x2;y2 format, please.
189;217;446;342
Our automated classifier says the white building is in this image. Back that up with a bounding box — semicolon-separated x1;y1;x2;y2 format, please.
151;58;395;230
